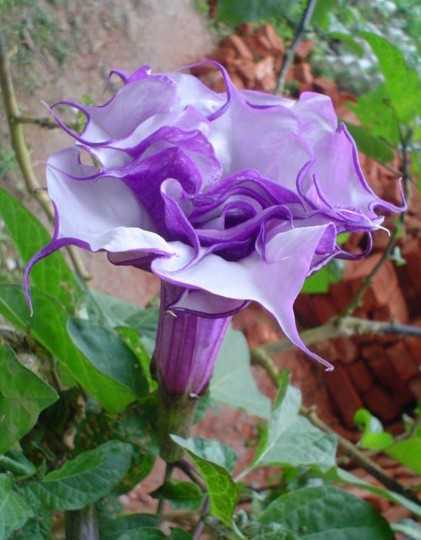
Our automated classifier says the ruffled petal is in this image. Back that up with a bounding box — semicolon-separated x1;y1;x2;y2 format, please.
151;225;336;369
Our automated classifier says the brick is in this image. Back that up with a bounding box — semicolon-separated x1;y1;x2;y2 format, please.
295;39;314;60
312;296;337;324
409;377;421;400
312;77;337;96
325;365;363;428
406;332;421;366
237;23;254;37
222;35;254;60
363;385;400;422
331;337;358;364
382;504;411;523
259;74;276;92
386;342;418;381
347;361;373;393
294;62;313;85
235;58;256;83
266;25;284;53
255;56;274;80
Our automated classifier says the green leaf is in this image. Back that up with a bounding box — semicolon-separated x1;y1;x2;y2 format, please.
168;529;192;540
22;441;132;511
191;456;238;528
386;437;421;474
354;408;394;451
170;436;237;472
251;386;337;471
171;436;239;528
361;32;421;123
327;32;364;56
346;123;394;164
125;308;159;355
0;285;138;413
99;515;165;540
0;474;33;540
216;0;288;25
68;318;149;399
312;0;337;31
11;510;52;540
0;451;36;478
85;290;140;328
259;485;393;539
302;260;343;294
151;480;203;510
210;327;271;419
0;188;81;312
351;85;400;145
329;467;421;517
0;345;58;454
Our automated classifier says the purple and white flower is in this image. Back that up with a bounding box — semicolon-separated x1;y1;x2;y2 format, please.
25;63;402;395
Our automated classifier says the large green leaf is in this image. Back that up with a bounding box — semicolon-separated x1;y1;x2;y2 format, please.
68;319;149;399
346;123;394;164
171;436;239;528
99;515;165;540
210;327;271;419
259;485;393;539
22;441;132;511
327;467;421;517
361;32;421;123
11;509;52;540
0;285;138;412
0;475;33;540
250;385;337;472
0;345;58;454
170;436;237;472
151;480;203;510
351;85;400;145
0;188;81;312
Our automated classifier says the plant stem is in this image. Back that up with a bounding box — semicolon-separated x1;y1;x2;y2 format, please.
255;316;421;357
276;0;318;93
64;506;99;540
192;496;209;540
156;462;174;521
0;36;90;282
157;387;197;463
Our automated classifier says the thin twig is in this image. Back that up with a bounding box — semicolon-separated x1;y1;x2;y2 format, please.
276;0;318;93
256;316;421;357
251;348;420;505
0;36;90;281
175;459;206;491
192;496;209;540
156;462;174;522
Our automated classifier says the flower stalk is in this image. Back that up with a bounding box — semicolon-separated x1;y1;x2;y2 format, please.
154;282;231;461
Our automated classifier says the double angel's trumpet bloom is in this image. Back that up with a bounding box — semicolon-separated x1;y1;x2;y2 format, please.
24;63;403;396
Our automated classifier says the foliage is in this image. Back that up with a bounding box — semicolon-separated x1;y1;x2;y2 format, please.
0;2;420;538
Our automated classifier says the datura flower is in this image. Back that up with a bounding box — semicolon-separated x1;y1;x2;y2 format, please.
24;63;402;396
